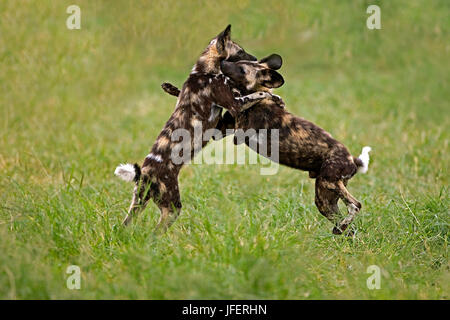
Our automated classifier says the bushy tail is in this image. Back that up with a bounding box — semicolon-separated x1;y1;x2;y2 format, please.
161;82;181;97
354;146;372;174
114;163;141;183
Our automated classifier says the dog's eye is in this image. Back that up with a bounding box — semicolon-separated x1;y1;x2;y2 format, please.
239;67;245;74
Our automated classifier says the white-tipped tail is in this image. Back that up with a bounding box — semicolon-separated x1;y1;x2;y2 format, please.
114;163;136;182
357;146;372;174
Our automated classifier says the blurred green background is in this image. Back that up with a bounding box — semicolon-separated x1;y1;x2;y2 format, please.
0;0;448;299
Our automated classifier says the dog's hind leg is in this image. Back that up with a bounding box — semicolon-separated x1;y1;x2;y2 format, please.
122;185;149;226
154;205;182;234
152;180;182;233
333;180;361;234
315;178;341;229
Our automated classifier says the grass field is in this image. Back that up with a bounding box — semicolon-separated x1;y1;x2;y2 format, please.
0;0;448;299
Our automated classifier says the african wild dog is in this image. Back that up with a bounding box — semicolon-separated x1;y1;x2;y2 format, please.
115;25;279;232
162;54;372;235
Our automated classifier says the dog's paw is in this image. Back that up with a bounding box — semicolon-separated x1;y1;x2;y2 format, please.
270;94;285;107
332;226;343;235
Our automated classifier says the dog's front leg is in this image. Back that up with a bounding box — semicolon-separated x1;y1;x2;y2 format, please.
236;92;272;111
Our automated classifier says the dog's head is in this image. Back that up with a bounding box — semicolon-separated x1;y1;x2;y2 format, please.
194;25;257;74
220;54;284;93
211;25;257;62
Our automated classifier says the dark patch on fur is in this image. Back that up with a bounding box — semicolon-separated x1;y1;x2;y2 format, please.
133;163;141;183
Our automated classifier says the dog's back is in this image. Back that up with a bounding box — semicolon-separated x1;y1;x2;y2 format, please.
233;99;352;174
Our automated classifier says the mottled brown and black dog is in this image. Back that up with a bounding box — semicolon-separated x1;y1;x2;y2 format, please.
162;54;371;235
115;26;277;232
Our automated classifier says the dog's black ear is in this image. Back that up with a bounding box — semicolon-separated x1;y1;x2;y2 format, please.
259;54;282;70
216;24;231;54
221;24;231;39
258;69;284;88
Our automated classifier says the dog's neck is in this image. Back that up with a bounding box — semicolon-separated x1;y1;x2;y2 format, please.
191;39;223;75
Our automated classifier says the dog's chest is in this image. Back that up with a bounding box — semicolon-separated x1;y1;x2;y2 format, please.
183;74;227;125
188;100;222;128
235;104;277;130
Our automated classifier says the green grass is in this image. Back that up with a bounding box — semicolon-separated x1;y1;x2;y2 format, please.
0;0;448;299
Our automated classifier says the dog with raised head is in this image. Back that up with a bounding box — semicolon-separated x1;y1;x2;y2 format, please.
162;54;371;235
115;26;278;232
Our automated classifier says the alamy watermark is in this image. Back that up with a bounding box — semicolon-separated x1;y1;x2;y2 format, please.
66;5;380;31
366;265;381;290
166;125;280;175
366;5;381;30
66;5;81;30
66;265;81;290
